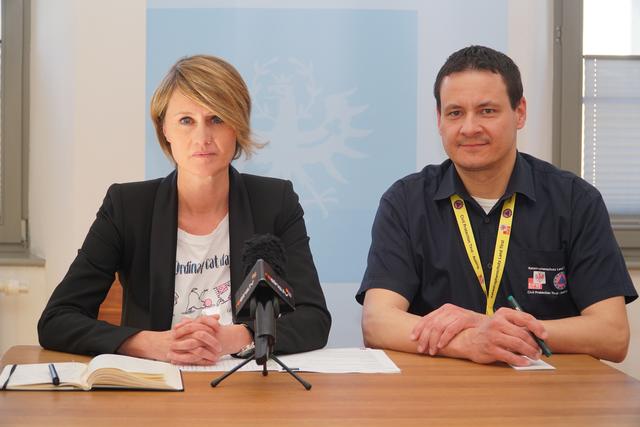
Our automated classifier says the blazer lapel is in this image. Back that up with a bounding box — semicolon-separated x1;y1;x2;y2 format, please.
228;166;255;318
148;170;179;331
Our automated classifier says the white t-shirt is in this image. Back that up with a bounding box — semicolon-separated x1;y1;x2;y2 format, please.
472;196;499;215
172;214;232;328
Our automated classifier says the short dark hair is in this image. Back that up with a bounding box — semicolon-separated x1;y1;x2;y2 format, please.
433;45;523;111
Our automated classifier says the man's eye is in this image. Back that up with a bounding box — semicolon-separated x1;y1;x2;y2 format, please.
179;117;193;125
447;110;461;117
211;115;224;124
481;108;496;114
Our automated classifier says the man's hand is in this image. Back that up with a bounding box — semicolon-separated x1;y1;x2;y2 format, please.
459;307;548;366
410;303;484;355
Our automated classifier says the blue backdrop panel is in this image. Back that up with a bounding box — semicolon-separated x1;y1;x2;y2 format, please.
146;7;417;283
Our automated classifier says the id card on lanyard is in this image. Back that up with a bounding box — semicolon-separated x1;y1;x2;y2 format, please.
450;194;516;315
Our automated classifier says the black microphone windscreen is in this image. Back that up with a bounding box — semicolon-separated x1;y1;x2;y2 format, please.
242;234;287;278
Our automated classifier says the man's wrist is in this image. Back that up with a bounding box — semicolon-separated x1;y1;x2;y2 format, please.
436;327;476;360
470;312;487;328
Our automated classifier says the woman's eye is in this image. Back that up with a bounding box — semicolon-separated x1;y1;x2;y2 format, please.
179;117;193;125
211;115;224;124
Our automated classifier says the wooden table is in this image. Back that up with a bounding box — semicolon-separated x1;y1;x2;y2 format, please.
2;345;640;426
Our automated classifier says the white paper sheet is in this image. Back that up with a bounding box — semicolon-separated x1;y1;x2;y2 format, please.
510;356;555;371
179;348;400;374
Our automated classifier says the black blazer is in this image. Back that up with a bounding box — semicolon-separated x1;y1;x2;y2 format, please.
38;167;331;356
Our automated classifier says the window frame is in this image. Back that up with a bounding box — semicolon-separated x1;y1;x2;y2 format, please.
0;0;29;253
553;0;640;268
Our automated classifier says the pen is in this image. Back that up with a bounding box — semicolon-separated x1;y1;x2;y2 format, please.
2;364;18;390
507;295;553;357
48;363;60;386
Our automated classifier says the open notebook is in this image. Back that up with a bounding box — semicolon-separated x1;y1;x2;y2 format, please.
0;354;183;391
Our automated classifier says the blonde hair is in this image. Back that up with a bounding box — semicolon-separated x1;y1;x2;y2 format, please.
150;54;259;162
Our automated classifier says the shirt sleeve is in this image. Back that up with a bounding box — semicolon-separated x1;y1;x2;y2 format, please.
356;182;421;305
566;183;638;311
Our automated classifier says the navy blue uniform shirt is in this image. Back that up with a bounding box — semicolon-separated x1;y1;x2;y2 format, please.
356;152;637;319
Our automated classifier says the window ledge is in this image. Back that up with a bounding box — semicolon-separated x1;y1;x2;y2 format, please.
0;252;45;267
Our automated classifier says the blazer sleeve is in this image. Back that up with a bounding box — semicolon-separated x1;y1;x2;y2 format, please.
37;184;142;355
272;181;332;353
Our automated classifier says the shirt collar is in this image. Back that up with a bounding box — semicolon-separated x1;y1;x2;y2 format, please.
433;152;537;202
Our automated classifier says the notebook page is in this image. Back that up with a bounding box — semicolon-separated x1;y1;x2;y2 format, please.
0;362;87;388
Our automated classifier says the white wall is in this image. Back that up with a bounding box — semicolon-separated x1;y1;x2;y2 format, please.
0;267;47;350
508;0;554;161
0;0;146;353
1;0;639;381
29;0;146;290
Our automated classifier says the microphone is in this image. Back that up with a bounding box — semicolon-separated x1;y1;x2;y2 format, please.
234;235;295;365
212;234;310;390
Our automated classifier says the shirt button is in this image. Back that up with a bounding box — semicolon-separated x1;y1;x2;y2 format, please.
483;217;490;224
486;262;492;269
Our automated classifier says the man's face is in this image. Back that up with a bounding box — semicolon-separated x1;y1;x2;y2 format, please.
437;69;526;175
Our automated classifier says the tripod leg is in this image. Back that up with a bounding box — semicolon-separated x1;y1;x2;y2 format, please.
270;354;312;391
210;357;255;387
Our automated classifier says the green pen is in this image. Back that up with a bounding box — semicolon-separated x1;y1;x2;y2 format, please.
507;295;552;357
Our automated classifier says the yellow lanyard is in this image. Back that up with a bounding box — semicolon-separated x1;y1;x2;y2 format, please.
450;194;516;315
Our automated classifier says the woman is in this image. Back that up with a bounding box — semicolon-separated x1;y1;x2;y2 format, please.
38;55;331;365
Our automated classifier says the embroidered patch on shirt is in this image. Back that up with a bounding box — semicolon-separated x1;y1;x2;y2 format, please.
526;266;568;296
553;272;567;290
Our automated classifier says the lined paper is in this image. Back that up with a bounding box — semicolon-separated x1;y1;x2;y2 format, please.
180;348;400;373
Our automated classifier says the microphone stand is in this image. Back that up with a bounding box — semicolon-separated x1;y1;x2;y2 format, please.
210;351;311;390
211;298;312;390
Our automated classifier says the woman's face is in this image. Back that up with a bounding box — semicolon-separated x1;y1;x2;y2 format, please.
162;90;237;180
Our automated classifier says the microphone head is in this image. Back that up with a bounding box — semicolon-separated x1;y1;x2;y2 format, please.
242;234;287;278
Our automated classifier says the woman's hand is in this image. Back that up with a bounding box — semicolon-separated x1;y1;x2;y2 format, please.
118;315;254;365
168;315;224;365
117;315;221;365
116;314;221;365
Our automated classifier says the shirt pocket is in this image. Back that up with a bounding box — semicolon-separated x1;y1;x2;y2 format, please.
506;246;576;319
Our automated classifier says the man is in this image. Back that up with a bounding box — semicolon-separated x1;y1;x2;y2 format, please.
356;45;637;366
